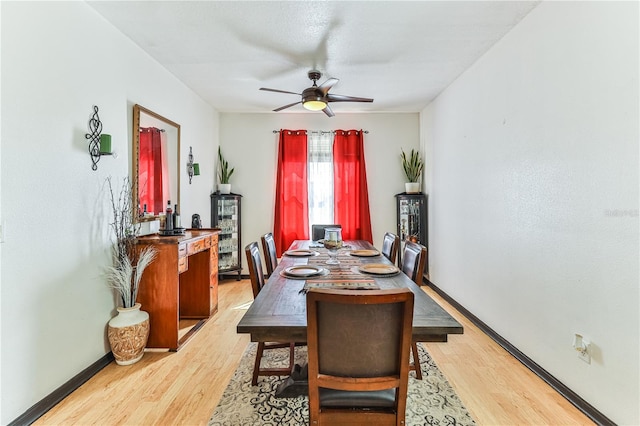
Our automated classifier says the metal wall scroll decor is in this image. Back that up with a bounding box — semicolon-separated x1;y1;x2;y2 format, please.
85;105;114;171
187;146;200;184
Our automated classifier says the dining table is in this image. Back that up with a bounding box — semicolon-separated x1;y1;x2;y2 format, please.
236;239;464;396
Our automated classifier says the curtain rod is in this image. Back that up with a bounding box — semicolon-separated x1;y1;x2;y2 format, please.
140;127;166;132
272;130;369;134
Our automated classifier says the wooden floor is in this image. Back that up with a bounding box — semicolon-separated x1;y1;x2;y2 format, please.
36;278;593;425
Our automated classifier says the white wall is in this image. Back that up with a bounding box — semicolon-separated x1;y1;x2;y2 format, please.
422;2;638;423
219;112;420;272
0;2;218;423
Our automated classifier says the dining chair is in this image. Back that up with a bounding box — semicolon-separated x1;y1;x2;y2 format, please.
245;242;295;385
311;224;341;242
260;232;278;277
381;232;400;265
306;288;414;426
401;240;428;380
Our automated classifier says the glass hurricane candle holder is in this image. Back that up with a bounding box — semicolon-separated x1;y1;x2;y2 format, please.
323;228;343;265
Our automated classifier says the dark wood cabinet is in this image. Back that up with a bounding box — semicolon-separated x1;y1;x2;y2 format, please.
211;193;242;280
395;193;428;277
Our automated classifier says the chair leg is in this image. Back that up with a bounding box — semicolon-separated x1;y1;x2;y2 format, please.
411;342;423;380
288;343;295;371
252;342;266;386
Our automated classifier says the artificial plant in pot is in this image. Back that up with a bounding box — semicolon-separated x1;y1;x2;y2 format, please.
217;146;234;194
105;177;157;365
401;148;424;194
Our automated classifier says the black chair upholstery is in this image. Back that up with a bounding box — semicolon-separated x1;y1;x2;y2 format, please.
381;232;400;265
306;288;414;425
311;224;341;242
260;232;278;277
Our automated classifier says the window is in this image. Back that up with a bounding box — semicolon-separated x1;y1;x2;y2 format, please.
307;131;334;235
274;129;372;255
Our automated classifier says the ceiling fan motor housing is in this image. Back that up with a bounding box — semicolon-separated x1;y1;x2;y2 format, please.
308;70;322;82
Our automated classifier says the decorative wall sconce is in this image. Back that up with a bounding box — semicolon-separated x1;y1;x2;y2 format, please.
84;105;115;171
187;146;200;184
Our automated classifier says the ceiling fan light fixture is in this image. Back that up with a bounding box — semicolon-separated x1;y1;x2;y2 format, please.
302;87;327;111
303;99;327;111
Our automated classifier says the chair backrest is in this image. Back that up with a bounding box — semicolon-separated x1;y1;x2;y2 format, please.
311;224;342;242
381;232;400;265
401;241;427;285
260;232;278;276
245;242;266;298
306;288;414;424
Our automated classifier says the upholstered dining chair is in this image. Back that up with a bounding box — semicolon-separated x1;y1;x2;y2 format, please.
381;232;400;266
306;288;414;426
311;224;342;242
401;240;428;380
260;232;278;277
245;242;295;385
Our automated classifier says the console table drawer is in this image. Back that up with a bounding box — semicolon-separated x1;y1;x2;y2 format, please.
178;243;187;258
178;256;189;273
187;239;205;255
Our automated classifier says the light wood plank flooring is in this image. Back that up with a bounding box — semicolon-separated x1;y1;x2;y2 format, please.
36;279;593;425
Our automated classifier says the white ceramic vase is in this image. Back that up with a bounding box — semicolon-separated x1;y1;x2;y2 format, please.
405;182;421;194
218;183;231;194
107;303;150;365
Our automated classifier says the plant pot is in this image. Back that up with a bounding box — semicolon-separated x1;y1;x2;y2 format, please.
107;303;149;366
218;183;231;194
405;182;421;194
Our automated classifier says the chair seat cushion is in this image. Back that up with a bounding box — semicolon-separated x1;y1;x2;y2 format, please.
319;388;396;408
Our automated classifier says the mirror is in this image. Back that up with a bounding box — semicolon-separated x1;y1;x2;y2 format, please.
132;104;180;221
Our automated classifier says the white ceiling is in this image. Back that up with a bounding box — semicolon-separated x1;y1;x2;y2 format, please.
88;1;540;115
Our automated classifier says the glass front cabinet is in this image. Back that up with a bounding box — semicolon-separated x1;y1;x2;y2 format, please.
395;192;428;279
211;193;242;280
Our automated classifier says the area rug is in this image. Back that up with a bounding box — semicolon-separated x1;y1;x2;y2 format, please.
209;342;475;426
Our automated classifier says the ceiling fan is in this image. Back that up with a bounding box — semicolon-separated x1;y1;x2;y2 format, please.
260;70;374;117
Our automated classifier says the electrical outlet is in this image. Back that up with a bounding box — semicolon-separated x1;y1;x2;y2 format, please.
577;339;591;364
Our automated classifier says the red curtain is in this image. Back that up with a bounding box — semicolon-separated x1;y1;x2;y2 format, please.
274;130;309;256
138;127;164;214
333;130;373;243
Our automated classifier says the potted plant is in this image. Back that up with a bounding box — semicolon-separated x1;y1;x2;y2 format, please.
401;148;424;194
104;177;157;365
217;146;234;194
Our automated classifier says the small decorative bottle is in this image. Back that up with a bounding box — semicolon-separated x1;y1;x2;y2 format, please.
173;204;181;229
165;201;173;231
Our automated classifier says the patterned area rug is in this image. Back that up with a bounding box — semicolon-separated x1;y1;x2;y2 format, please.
209;342;475;426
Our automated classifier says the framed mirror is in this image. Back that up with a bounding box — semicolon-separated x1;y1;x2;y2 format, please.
132;104;180;221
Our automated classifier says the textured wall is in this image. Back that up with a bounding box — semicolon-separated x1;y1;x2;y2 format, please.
219;112;420;268
1;2;217;422
423;2;638;423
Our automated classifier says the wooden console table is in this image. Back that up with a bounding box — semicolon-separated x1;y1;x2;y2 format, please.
136;229;220;351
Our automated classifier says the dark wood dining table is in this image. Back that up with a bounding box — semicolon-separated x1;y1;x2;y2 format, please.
237;240;463;344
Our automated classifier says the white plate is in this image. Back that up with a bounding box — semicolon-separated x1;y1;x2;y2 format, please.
284;249;318;257
281;265;326;278
349;249;380;257
358;264;399;276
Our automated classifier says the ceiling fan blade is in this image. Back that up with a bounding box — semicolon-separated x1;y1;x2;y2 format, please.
326;93;374;103
322;104;335;117
273;101;302;112
260;87;301;96
318;78;339;95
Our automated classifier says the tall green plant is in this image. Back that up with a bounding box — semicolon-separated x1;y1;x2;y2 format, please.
401;149;424;183
217;147;235;184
